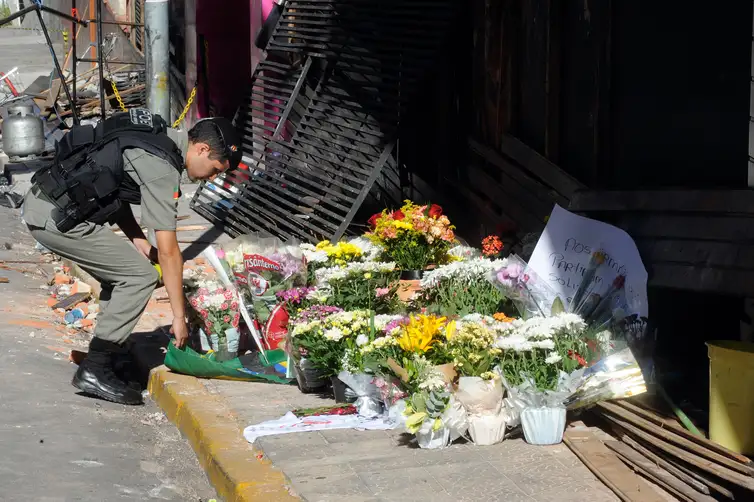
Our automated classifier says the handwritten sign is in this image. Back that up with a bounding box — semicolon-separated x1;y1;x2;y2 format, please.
527;205;648;317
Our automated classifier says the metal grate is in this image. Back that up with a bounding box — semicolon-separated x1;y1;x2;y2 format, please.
190;0;456;242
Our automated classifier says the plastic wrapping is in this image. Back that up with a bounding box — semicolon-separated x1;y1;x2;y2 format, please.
337;372;384;418
223;234;306;350
454;376;506;446
521;407;566;445
563;347;648;410
415;396;468;449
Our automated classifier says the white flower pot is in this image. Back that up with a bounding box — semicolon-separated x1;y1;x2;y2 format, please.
198;328;212;352
455;376;503;416
521;406;566;445
416;424;451;449
468;414;507;446
225;327;240;353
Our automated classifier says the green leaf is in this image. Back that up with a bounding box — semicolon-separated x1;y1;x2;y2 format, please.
551;296;565;315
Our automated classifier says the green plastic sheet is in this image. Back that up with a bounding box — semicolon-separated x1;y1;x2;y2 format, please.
164;344;291;384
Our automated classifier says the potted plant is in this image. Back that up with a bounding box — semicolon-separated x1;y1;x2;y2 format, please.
366;201;456;301
494;313;596;445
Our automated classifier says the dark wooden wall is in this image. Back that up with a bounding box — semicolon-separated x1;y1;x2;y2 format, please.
461;0;752;190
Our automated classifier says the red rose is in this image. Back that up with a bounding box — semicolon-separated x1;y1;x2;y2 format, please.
428;204;443;218
392;210;405;220
367;213;381;229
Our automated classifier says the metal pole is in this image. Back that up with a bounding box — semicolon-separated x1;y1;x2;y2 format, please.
96;0;106;118
145;0;170;119
34;6;80;125
71;0;77;117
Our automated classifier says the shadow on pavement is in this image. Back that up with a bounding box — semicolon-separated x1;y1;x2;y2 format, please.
128;328;171;389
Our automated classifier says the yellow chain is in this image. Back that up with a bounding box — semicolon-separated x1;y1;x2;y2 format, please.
172;85;197;128
110;80;127;112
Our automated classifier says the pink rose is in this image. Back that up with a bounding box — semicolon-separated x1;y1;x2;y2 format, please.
232;317;239;328
223;315;231;323
230;302;238;310
221;303;228;310
375;287;390;298
200;310;209;319
223;290;233;300
190;298;198;307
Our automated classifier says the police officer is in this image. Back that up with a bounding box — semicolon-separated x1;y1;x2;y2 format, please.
22;114;242;405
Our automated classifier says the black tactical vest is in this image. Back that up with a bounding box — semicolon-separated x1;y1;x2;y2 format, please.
32;109;184;232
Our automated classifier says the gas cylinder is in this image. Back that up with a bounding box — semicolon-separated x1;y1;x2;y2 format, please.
2;105;45;159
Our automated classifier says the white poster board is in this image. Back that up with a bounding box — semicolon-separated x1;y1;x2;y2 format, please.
527;205;649;318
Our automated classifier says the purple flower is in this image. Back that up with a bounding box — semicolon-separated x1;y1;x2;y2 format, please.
496;263;527;288
383;316;409;334
295;305;343;323
276;286;316;305
269;251;305;280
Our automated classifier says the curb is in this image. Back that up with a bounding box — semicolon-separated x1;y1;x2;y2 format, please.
148;367;300;502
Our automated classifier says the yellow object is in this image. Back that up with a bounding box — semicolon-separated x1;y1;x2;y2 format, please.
110;80;127;112
172;86;197;128
152;263;163;281
707;341;754;454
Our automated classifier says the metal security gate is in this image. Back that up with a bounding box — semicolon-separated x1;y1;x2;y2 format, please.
191;0;456;243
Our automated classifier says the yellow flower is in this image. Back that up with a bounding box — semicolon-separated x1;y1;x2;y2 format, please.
397;315;447;353
404;411;428;434
444;320;457;341
364;272;372;279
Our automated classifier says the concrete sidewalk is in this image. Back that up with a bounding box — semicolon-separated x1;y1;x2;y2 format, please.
194;377;620;502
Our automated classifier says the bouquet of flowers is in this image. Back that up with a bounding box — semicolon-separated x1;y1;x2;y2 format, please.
418;258;512;316
315;261;401;313
223;234;307;350
402;356;468;449
185;277;241;358
289;309;376;377
301;237;383;284
366;200;456;271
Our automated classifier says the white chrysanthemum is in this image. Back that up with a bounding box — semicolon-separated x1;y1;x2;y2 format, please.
545;352;562;364
420;257;509;288
418;372;446;391
530;339;555;350
315;261;396;285
324;327;344;341
494;334;533;352
348;236;383;261
356;334;369;346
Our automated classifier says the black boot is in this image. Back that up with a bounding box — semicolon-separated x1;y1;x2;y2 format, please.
72;337;143;405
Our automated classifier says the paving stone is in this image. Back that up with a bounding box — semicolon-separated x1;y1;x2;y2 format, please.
424;461;533;501
290;473;373;499
356;465;445;497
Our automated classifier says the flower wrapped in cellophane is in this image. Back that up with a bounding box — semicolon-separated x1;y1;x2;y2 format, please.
366;200;456;271
417;257;513;317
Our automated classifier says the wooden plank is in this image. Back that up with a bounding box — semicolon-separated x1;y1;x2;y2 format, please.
518;0;549;156
597;402;754;476
570;190;754;214
0;277;8;284
635;239;754;271
614;430;712;495
616;400;753;467
466;163;550;230
649;264;754;297
618;214;754;242
563;429;666;502
605;441;718;502
468;137;569;207
499;134;585;199
600;414;754;491
651;448;737;500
